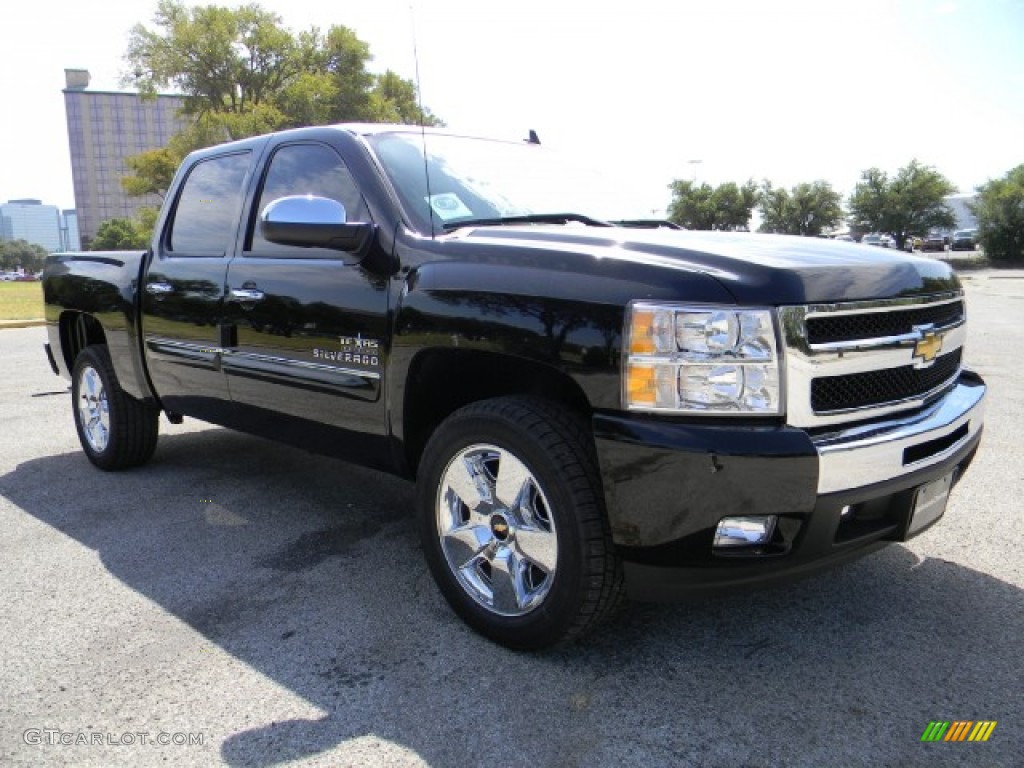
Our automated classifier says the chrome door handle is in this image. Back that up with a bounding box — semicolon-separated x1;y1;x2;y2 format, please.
228;288;265;302
145;281;174;295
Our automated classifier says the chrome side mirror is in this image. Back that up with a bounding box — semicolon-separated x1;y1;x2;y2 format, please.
260;195;372;252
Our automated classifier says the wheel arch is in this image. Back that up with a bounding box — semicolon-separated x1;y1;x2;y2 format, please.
58;311;107;374
399;348;593;478
57;310;157;404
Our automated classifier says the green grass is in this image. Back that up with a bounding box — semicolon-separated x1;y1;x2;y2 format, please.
0;282;44;321
945;255;992;272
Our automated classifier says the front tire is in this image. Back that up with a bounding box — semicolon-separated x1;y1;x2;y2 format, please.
72;345;159;470
416;397;623;650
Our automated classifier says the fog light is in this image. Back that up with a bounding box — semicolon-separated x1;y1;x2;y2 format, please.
714;515;778;549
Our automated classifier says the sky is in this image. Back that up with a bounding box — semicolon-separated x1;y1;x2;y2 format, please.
1;0;1021;216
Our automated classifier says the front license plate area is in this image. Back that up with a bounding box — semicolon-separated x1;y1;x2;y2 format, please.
907;471;954;538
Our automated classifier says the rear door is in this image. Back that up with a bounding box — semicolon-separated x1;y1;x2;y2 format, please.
141;150;252;421
221;140;391;463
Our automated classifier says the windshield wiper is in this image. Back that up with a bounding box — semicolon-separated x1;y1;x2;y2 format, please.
613;219;684;230
441;213;614;231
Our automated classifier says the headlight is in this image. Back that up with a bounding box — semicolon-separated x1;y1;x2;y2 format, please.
624;303;782;414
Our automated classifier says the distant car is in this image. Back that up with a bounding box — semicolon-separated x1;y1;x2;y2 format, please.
904;236;922;252
920;234;946;252
951;229;977;251
1;273;18;281
834;234;854;242
861;234;894;248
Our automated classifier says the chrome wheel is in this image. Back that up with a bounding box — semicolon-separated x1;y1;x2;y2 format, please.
77;365;110;453
436;443;558;616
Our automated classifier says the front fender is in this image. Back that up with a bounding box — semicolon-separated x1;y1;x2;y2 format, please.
390;260;626;407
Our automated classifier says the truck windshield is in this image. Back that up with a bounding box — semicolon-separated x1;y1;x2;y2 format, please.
365;131;648;234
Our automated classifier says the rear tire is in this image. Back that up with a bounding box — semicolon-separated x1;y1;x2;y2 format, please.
416;396;623;650
72;345;159;470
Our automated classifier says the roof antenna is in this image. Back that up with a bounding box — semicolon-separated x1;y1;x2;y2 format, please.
527;129;541;145
410;5;435;238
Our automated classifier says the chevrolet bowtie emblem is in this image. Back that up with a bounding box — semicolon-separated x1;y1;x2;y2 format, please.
913;331;943;365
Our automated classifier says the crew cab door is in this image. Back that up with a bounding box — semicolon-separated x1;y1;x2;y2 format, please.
141;150;252;421
221;140;391;463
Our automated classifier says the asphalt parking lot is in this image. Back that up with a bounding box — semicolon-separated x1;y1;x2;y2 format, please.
1;271;1021;767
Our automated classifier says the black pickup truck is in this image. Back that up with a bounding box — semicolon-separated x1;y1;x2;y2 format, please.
43;124;986;649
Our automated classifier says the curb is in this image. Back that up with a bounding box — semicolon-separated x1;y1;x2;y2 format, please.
0;319;46;329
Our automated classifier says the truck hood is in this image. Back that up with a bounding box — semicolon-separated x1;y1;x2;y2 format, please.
451;227;960;305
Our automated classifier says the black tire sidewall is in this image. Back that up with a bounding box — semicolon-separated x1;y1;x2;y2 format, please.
416;401;597;649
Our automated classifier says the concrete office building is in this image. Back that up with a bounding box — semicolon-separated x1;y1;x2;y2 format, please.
0;199;65;253
63;68;186;246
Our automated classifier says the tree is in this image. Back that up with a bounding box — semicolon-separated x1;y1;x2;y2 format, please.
848;160;956;248
298;25;375;125
759;180;843;237
0;239;48;273
368;70;442;126
136;206;160;239
667;180;759;231
90;218;149;251
971;165;1024;264
122;144;182;198
121;1;442;197
125;1;302;117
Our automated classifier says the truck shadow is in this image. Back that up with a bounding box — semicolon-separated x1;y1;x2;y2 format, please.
2;429;1020;767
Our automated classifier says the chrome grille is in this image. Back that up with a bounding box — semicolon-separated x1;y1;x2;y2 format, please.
811;349;962;412
779;293;966;428
806;300;964;345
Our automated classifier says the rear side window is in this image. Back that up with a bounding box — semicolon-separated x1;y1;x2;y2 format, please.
246;143;368;256
169;152;250;256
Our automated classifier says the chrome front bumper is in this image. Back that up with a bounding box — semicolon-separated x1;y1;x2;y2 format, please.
813;374;986;495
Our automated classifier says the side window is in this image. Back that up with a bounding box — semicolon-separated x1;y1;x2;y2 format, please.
247;143;369;256
169;152;250;256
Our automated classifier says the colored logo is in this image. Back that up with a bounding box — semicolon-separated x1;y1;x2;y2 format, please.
912;330;943;366
921;721;997;742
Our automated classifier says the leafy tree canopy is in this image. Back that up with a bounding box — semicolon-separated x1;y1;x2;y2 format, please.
759;180;843;237
667;179;759;231
0;239;48;273
90;217;151;251
848;159;956;248
121;1;441;197
971;164;1024;264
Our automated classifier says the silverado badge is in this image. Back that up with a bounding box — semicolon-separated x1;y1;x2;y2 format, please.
312;333;381;367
